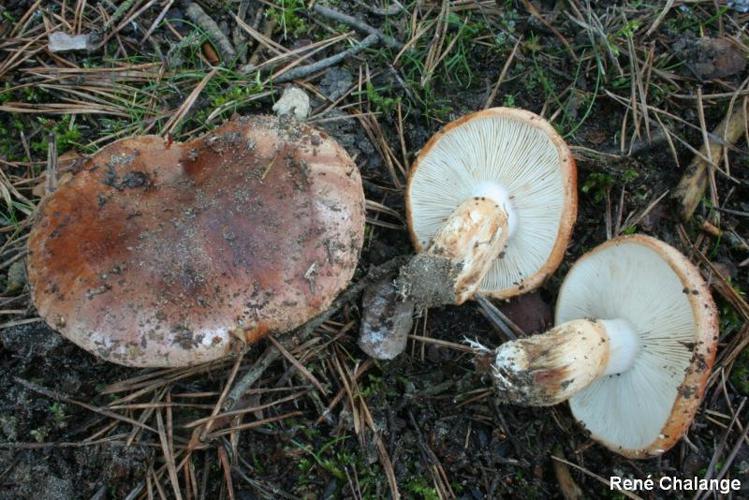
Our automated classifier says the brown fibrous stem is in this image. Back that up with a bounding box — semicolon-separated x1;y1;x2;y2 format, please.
491;319;611;406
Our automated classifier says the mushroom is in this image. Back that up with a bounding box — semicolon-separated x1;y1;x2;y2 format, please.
398;107;577;307
490;235;718;458
358;107;575;359
27;115;365;367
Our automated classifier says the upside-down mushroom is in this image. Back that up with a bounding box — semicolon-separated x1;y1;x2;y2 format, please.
358;107;576;360
490;235;719;458
398;107;577;306
27;115;365;367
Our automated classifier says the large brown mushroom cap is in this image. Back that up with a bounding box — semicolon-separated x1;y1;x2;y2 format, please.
28;115;365;367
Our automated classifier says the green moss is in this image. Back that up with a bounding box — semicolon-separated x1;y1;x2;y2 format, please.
405;477;439;500
30;426;49;443
581;172;614;202
731;346;749;395
289;434;391;496
502;94;517;107
267;0;308;40
31;116;82;154
49;402;68;429
364;82;400;114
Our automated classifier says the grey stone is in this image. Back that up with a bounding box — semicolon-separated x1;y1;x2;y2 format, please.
358;279;413;360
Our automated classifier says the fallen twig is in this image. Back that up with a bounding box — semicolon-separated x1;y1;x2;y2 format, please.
45;132;57;194
103;0;138;32
14;378;158;435
311;5;403;49
352;0;404;16
275;33;379;83
231;0;255;62
551;456;642;500
521;0;577;62
221;346;280;413
674;100;748;220
552;445;584;500
185;2;237;63
475;294;521;341
484;36;522;109
162;67;219;136
407;410;454;499
141;0;176;43
645;0;675;37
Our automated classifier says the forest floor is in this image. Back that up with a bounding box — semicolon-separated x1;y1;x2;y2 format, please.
0;1;748;498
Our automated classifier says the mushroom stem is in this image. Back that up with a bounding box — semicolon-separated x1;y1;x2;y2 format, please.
429;196;510;303
490;318;639;406
398;195;510;306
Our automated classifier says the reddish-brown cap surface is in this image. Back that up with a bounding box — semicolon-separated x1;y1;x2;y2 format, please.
28;115;365;367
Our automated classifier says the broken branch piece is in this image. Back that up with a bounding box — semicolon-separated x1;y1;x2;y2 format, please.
674;101;748;220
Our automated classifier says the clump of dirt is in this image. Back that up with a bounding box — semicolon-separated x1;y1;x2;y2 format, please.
676;37;747;80
319;67;354;101
396;253;459;308
1;322;62;357
2;445;152;499
0;322;145;498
